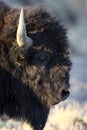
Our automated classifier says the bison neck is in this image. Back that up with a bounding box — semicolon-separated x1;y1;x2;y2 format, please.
0;66;49;130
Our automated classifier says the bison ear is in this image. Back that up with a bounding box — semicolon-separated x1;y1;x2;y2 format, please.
16;8;33;48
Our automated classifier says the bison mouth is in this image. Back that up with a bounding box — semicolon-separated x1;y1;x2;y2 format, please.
52;87;70;105
61;90;70;101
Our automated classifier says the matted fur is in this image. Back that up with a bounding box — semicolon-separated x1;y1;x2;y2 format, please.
0;2;72;130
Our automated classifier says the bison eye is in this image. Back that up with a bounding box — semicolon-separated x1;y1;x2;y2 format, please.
34;51;50;65
40;54;46;61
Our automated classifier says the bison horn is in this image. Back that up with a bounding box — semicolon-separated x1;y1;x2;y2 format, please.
16;8;33;48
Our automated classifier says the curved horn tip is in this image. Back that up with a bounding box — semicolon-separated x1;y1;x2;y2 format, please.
16;7;33;48
20;7;24;18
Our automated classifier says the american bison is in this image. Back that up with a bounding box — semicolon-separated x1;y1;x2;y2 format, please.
0;2;72;130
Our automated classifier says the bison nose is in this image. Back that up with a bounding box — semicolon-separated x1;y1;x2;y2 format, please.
61;85;70;100
61;90;70;100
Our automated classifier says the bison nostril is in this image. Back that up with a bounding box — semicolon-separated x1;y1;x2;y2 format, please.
61;90;70;100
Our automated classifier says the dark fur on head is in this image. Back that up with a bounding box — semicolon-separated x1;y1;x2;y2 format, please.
0;2;72;130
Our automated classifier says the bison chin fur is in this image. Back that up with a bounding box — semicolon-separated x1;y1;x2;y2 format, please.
0;2;72;130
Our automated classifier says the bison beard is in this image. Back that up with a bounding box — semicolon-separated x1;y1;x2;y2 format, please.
0;2;72;130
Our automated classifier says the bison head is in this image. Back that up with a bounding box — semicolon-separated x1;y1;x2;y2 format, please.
0;5;72;108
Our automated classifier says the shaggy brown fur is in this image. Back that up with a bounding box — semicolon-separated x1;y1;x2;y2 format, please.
0;2;72;130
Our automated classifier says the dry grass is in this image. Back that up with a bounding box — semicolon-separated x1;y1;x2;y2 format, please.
0;100;87;130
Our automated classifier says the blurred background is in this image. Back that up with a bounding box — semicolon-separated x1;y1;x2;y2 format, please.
0;0;87;130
